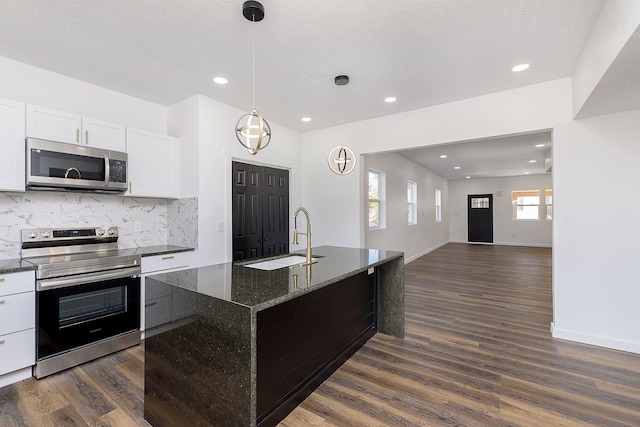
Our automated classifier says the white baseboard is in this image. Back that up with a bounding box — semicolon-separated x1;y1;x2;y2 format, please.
405;240;450;264
494;241;552;248
551;325;640;355
0;367;33;388
449;239;551;248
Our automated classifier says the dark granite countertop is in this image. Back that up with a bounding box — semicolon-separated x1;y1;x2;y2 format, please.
146;245;403;311
116;245;194;258
0;246;193;275
0;258;35;274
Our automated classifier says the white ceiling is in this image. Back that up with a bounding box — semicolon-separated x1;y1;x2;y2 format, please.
0;0;622;179
397;131;552;180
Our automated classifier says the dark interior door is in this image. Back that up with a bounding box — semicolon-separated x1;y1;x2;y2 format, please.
262;166;289;257
232;162;289;261
467;194;493;243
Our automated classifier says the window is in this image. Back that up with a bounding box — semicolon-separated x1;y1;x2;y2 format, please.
512;190;540;220
368;170;385;229
407;181;417;225
545;189;553;220
435;188;442;222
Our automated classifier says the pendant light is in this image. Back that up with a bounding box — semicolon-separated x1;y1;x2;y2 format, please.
327;75;357;175
235;1;271;155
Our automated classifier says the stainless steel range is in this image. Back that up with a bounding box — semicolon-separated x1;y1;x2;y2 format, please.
22;226;141;379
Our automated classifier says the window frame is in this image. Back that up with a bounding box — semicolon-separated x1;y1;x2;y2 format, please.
435;188;442;223
407;180;417;225
511;190;541;221
368;169;386;229
545;189;553;221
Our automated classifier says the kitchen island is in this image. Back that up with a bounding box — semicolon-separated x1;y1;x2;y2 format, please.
143;246;404;427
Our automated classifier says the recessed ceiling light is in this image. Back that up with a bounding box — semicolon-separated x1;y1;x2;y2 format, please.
301;117;311;122
524;172;530;175
213;76;228;85
512;63;530;72
440;155;447;159
454;166;461;170
384;97;397;103
465;176;471;179
535;144;545;148
529;160;537;163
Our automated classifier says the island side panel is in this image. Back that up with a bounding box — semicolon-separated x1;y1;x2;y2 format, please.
144;277;253;427
256;270;376;426
376;255;405;338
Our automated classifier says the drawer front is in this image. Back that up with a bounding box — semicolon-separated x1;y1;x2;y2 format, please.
0;329;35;375
0;271;35;296
0;292;35;336
142;251;192;274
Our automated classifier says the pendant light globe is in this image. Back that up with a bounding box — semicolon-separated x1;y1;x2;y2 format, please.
235;0;271;155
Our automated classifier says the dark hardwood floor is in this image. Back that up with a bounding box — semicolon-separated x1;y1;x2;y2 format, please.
2;243;640;426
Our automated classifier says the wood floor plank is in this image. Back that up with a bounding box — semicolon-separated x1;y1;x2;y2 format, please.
2;243;640;426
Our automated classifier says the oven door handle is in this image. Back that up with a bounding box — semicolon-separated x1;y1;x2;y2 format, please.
36;267;141;291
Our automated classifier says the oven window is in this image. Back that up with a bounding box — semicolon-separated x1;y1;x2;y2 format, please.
59;286;126;328
30;148;106;181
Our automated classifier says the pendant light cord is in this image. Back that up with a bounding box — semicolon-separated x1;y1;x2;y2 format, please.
252;13;256;108
340;89;344;124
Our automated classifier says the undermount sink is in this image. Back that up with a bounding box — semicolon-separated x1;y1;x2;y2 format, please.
242;255;319;271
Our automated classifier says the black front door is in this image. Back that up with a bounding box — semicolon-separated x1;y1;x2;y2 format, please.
232;162;289;261
467;194;493;243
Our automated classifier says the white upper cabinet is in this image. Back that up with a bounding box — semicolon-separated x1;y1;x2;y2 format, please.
26;105;126;151
26;105;81;144
0;98;26;192
126;127;179;198
81;117;126;151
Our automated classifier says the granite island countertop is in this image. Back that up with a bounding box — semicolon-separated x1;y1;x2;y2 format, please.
143;245;405;427
146;245;403;312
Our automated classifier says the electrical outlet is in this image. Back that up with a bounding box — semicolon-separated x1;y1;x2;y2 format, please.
134;222;142;232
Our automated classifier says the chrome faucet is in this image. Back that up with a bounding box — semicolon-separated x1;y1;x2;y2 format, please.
293;207;317;266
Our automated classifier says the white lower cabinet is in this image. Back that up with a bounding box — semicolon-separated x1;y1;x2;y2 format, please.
0;270;35;388
141;251;193;336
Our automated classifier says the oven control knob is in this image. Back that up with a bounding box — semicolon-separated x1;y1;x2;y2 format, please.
108;228;116;236
97;229;105;236
41;231;50;238
28;231;37;239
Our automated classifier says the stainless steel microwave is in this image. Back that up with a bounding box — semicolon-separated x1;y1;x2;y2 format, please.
26;138;128;193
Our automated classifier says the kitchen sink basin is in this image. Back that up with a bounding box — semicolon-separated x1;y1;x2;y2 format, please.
242;255;320;270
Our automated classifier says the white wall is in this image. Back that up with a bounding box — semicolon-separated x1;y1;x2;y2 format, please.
449;174;553;247
168;95;304;267
572;0;640;117
552;109;640;353
0;56;166;133
301;78;571;250
364;152;449;262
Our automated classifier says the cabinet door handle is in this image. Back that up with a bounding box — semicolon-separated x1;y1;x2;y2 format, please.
76;128;80;143
161;256;175;261
145;301;158;307
85;130;89;145
129;182;132;193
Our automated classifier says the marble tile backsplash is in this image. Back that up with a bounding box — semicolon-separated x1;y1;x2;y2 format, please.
0;191;198;259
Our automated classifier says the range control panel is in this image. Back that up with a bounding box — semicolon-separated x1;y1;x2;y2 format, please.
21;226;118;243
